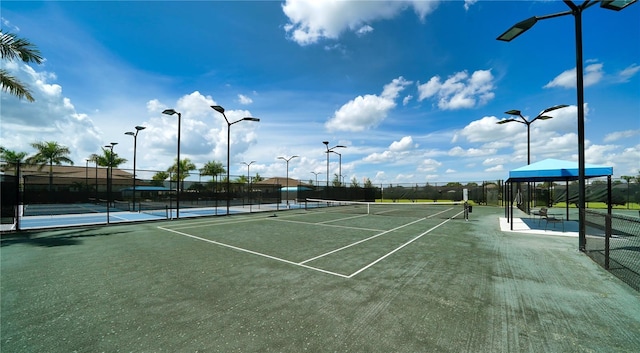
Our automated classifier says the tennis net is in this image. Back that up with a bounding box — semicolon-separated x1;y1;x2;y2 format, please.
305;198;466;219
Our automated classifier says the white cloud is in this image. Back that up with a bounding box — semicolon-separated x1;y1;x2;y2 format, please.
417;69;495;110
417;158;442;172
282;0;439;45
0;62;102;162
238;94;253;105
458;116;503;143
485;165;504;173
389;136;416;152
363;150;395;163
604;129;640;143
544;63;604;89
617;63;640;83
325;76;412;132
448;146;496;157
464;0;478;11
362;136;417;164
356;25;374;36
1;16;20;32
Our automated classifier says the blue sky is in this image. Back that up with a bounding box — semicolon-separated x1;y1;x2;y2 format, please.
1;0;639;185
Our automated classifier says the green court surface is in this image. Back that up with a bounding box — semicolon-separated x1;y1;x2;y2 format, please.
1;206;639;352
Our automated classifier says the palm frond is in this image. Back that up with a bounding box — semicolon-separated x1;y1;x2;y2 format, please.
0;69;35;101
0;31;43;64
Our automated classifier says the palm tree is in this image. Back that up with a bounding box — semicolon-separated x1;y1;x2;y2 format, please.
151;171;169;187
93;148;127;168
200;161;225;190
87;153;100;199
26;141;74;192
167;158;196;192
0;147;28;174
1;31;43;102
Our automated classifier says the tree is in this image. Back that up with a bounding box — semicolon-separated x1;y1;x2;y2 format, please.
26;141;74;192
331;174;341;187
621;175;634;184
93;147;127;168
200;160;225;191
151;171;169;187
167;158;196;182
1;31;43;102
253;173;264;182
350;176;360;188
0;147;28;173
167;158;196;192
363;178;373;188
200;160;225;192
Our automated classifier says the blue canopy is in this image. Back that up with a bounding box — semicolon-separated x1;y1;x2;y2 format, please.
508;158;612;182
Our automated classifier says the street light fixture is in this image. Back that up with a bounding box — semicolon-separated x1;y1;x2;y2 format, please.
162;109;181;219
125;125;146;212
242;161;255;207
497;105;568;165
278;155;299;207
211;105;260;215
322;141;346;188
330;150;343;187
497;104;568;213
311;171;320;186
104;142;117;224
497;0;637;251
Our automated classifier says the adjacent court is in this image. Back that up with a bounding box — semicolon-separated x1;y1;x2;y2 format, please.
1;206;639;352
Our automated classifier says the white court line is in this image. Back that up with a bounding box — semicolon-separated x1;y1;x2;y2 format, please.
317;213;368;224
157;226;350;278
157;208;464;279
347;210;464;278
426;207;457;218
270;217;385;232
167;209;311;231
299;217;426;265
168;215;268;231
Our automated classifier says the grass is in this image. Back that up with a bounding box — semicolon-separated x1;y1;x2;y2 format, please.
553;201;640;210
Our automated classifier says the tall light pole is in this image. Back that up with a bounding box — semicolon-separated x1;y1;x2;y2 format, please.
125;125;146;212
278;155;299;207
323;141;346;188
330;150;343;187
497;105;568;213
211;105;260;215
85;158;89;190
104;142;117;224
497;0;636;251
162;109;181;219
242;161;255;207
311;171;320;187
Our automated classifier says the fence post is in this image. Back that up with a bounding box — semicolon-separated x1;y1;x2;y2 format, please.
15;162;21;231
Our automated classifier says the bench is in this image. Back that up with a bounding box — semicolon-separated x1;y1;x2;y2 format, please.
532;207;547;225
543;214;565;232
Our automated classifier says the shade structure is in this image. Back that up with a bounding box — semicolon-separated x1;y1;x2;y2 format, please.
507;158;612;182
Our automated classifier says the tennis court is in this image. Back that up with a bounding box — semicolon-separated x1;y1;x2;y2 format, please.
156;201;465;278
2;205;639;352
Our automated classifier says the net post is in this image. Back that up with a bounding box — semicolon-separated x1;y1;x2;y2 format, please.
463;188;469;221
